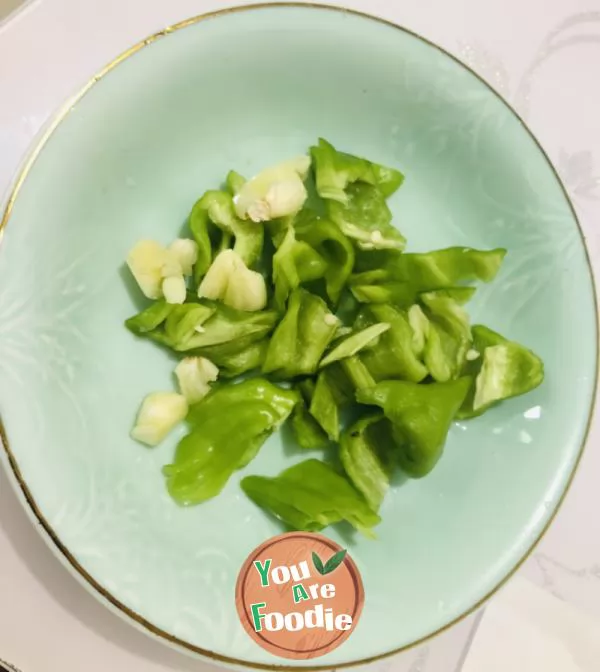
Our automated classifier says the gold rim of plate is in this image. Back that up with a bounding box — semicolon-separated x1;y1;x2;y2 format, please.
0;3;598;669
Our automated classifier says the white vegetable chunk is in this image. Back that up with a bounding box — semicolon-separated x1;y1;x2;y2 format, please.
131;392;188;446
168;239;199;276
198;249;267;312
162;275;187;304
126;240;167;299
234;156;310;222
175;357;219;404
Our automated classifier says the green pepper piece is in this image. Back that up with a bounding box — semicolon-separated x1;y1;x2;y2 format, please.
295;217;355;304
350;274;415;306
189;192;227;282
180;302;278;352
457;326;507;419
309;370;341;440
272;225;328;309
198;339;268;378
352;246;504;311
265;217;291;249
263;289;338;378
357;304;428;382
298;377;316;403
311;138;376;203
189;190;264;283
310;137;404;203
124;300;178;349
340;414;395;511
225;170;246;196
297;368;350;441
322;363;354;406
419;287;476;305
289;396;330;450
163;303;216;351
125;299;175;335
399;247;506;285
356;247;506;287
164;379;299;506
349;275;476;308
341;355;376;392
165;405;272;505
407;304;429;358
327;183;406;251
419;292;472;382
187;377;299;427
300;366;352;406
371;163;405;198
217;231;233;254
457;325;544;419
241;458;381;536
357;377;471;477
320;323;390;368
212;191;264;268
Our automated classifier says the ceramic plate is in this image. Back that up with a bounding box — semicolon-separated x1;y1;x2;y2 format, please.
0;4;596;668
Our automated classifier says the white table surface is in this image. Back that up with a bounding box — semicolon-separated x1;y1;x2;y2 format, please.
1;1;600;670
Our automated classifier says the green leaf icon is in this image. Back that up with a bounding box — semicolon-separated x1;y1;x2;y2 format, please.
323;549;347;574
312;551;325;575
312;549;348;575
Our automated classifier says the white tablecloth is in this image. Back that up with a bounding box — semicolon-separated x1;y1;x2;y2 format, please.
1;1;599;670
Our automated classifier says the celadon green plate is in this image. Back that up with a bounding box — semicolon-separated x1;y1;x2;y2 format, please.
0;3;597;668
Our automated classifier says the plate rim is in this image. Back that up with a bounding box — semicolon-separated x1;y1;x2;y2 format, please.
0;2;598;669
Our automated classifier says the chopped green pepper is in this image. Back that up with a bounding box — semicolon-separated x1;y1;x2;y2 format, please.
355;246;506;288
187;377;298;427
340;414;395;511
263;288;338;378
419;292;472;382
309;370;341;441
350;273;415;306
225;169;246;196
272;225;328;309
241;458;381;536
164;303;216;351
310;137;403;203
457;325;544;418
289;395;330;450
125;300;215;351
357;377;471;477
180;302;278;352
407;304;429;358
419;287;476;305
327;183;406;251
320;322;390;368
295;216;355;304
165;379;298;506
296;368;350;441
357;304;428;382
341;355;376;392
371;162;405;198
198;339;268;378
125;299;175;336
